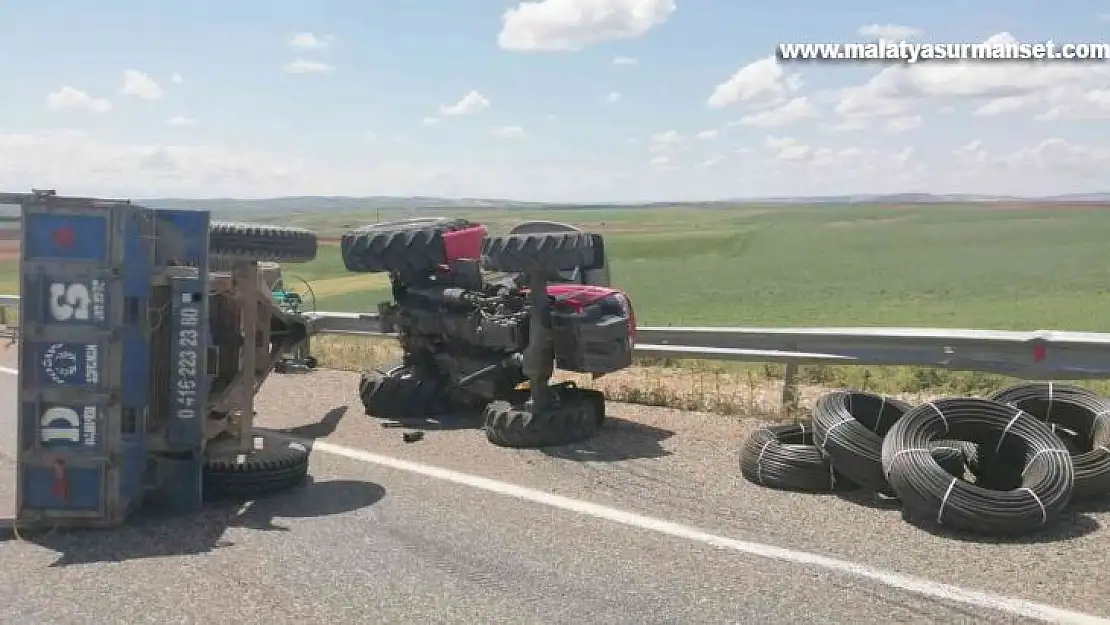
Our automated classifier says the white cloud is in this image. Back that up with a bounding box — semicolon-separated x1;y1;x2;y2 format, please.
707;56;802;108
1035;89;1110;120
883;115;922;133
439;90;490;115
422;117;440;126
649;155;678;170
0;130;325;197
4;128;1107;201
491;125;528;138
120;70;165;100
604;91;621;103
171;73;185;84
834;32;1110;124
973;95;1035;116
283;59;334;74
763;136;811;161
166;116;197;127
651;130;682;143
701;154;724;168
952;139;989;165
0;129;625;200
499;0;676;51
648;130;684;154
695;130;717;140
734;96;816;127
857;24;922;41
1005;138;1110;172
612;56;638;66
291;32;332;50
45;87;111;113
948;138;1110;185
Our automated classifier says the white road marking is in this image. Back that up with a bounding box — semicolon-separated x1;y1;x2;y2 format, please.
0;366;1106;624
300;438;1106;625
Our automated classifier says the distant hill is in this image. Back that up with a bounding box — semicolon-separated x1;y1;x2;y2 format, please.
141;193;1110;212
2;192;1109;218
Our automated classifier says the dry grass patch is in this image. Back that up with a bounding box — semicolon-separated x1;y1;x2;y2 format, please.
296;274;390;298
309;335;857;421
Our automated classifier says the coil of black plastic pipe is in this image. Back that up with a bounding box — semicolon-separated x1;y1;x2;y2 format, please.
881;397;1075;535
811;390;970;491
987;382;1110;500
740;422;846;492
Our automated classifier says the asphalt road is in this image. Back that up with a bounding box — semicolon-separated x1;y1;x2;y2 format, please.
2;343;1110;624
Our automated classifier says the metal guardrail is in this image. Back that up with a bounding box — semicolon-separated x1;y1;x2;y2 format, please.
4;297;1110;378
0;294;16;338
302;311;1110;380
6;295;1110;405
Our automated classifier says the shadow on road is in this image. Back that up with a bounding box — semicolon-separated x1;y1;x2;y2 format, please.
834;488;1104;544
0;406;387;566
543;416;675;462
8;477;387;567
376;410;484;433
278;405;349;442
374;407;677;462
905;509;1101;545
1069;495;1110;514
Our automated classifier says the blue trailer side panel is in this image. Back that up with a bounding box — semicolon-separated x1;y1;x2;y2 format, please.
153;207;210;512
17;201;155;527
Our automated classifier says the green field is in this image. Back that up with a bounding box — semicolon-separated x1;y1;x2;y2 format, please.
0;261;15;294
284;203;1110;331
4;202;1110;331
5;201;1110;399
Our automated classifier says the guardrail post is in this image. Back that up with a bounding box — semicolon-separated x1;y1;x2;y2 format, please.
780;343;801;418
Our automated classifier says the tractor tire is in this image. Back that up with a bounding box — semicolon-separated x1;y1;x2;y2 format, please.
209;222;318;263
203;432;310;499
341;218;482;274
483;385;605;448
482;230;596;273
358;364;456;419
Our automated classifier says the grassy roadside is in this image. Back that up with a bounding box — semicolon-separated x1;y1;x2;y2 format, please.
7;200;1110;419
311;334;1109;421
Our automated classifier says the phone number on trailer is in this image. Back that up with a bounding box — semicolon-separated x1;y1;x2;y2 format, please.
176;303;199;419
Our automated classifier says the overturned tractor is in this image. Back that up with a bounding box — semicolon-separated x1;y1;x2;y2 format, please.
341;218;636;448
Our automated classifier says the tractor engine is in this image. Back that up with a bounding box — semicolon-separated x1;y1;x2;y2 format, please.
379;260;634;403
342;217;636;449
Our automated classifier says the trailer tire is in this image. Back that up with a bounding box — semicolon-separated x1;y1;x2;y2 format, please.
209;222;318;263
341;218;483;274
482;231;596;274
359;364;456;418
483;386;605;448
203;432;310;499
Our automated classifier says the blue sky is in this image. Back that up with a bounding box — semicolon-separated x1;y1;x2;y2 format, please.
2;0;1109;201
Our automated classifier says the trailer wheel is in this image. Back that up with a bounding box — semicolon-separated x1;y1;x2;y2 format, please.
359;364;457;418
482;230;595;274
341;218;483;274
483;386;605;448
209;222;318;263
203;432;310;499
